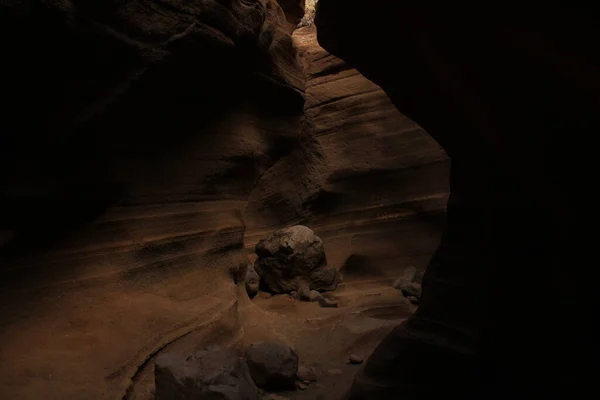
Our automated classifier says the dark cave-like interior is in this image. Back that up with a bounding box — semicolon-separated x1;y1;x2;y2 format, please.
0;1;597;399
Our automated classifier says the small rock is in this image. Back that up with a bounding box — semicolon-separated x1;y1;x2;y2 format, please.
393;266;422;293
407;295;419;305
297;365;317;382
246;264;260;298
289;291;299;300
302;380;310;385
318;296;338;308
298;285;311;301
401;282;422;298
348;354;363;364
296;381;308;390
392;276;404;289
308;290;322;302
245;342;298;390
326;369;343;376
155;347;258;400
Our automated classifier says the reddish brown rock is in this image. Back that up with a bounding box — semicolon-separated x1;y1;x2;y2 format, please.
245;26;449;282
0;1;304;399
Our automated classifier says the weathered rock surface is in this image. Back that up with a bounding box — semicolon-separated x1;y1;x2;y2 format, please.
155;347;259;400
254;225;340;293
245;342;299;390
0;1;305;398
245;26;449;285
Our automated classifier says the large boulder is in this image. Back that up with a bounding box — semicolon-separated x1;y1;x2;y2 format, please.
254;225;340;293
244;342;299;390
155;347;259;400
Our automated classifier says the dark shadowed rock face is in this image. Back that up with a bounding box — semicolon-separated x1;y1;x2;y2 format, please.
0;1;305;398
155;347;259;400
245;342;299;390
254;225;340;293
315;1;598;398
277;0;306;25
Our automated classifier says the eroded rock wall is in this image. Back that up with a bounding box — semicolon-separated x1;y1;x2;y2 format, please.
245;26;449;280
0;1;453;398
0;1;305;398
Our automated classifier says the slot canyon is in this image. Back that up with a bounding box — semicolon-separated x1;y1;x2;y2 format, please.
0;1;597;399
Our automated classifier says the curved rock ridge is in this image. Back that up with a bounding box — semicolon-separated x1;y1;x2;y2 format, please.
245;25;449;280
0;1;305;398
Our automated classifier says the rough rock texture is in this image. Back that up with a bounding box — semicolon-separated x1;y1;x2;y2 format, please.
0;1;304;398
245;26;449;283
254;225;340;293
154;347;259;400
245;342;299;390
315;1;598;398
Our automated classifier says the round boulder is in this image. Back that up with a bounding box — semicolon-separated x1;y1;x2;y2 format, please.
155;347;259;400
244;342;299;390
254;225;340;293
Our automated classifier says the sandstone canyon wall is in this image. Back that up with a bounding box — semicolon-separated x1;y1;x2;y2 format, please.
0;1;449;398
246;26;449;280
1;1;305;398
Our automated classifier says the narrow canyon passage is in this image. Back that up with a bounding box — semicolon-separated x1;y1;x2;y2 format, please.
0;1;448;399
1;1;596;399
